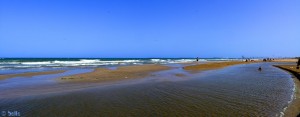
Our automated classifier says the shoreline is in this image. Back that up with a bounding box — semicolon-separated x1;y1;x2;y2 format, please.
0;61;298;116
0;61;252;83
273;65;300;117
0;61;258;83
0;70;66;80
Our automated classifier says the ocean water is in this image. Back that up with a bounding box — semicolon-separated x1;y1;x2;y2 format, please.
0;58;243;69
0;62;294;116
0;58;245;75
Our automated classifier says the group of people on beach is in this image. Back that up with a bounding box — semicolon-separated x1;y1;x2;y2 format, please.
263;58;274;62
245;59;254;62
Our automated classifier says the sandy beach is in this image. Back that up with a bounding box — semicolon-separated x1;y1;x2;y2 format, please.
273;65;300;117
60;64;170;82
0;61;253;83
59;61;257;83
1;60;299;116
1;61;296;116
272;59;298;62
0;70;66;80
183;61;255;71
183;58;297;71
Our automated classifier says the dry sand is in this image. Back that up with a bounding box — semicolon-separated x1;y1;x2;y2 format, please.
273;65;300;117
272;58;298;62
60;64;170;82
275;65;300;76
182;58;297;71
0;70;66;80
183;61;256;71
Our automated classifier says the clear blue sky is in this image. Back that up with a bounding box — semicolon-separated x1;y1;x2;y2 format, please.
0;0;299;58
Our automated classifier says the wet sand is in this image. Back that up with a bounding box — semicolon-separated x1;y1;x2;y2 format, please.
272;58;298;62
273;65;300;117
0;62;298;116
60;64;170;82
182;59;297;72
183;61;256;71
0;70;66;80
0;62;294;116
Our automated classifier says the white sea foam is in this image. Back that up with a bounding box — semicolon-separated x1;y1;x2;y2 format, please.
279;79;297;117
151;59;165;62
51;59;141;65
0;62;21;64
14;65;41;68
22;61;52;65
124;60;141;62
173;59;196;63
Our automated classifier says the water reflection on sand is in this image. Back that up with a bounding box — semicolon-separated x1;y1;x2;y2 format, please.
0;63;294;116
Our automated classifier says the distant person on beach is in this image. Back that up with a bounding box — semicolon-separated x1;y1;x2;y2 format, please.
196;57;199;62
258;66;262;71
